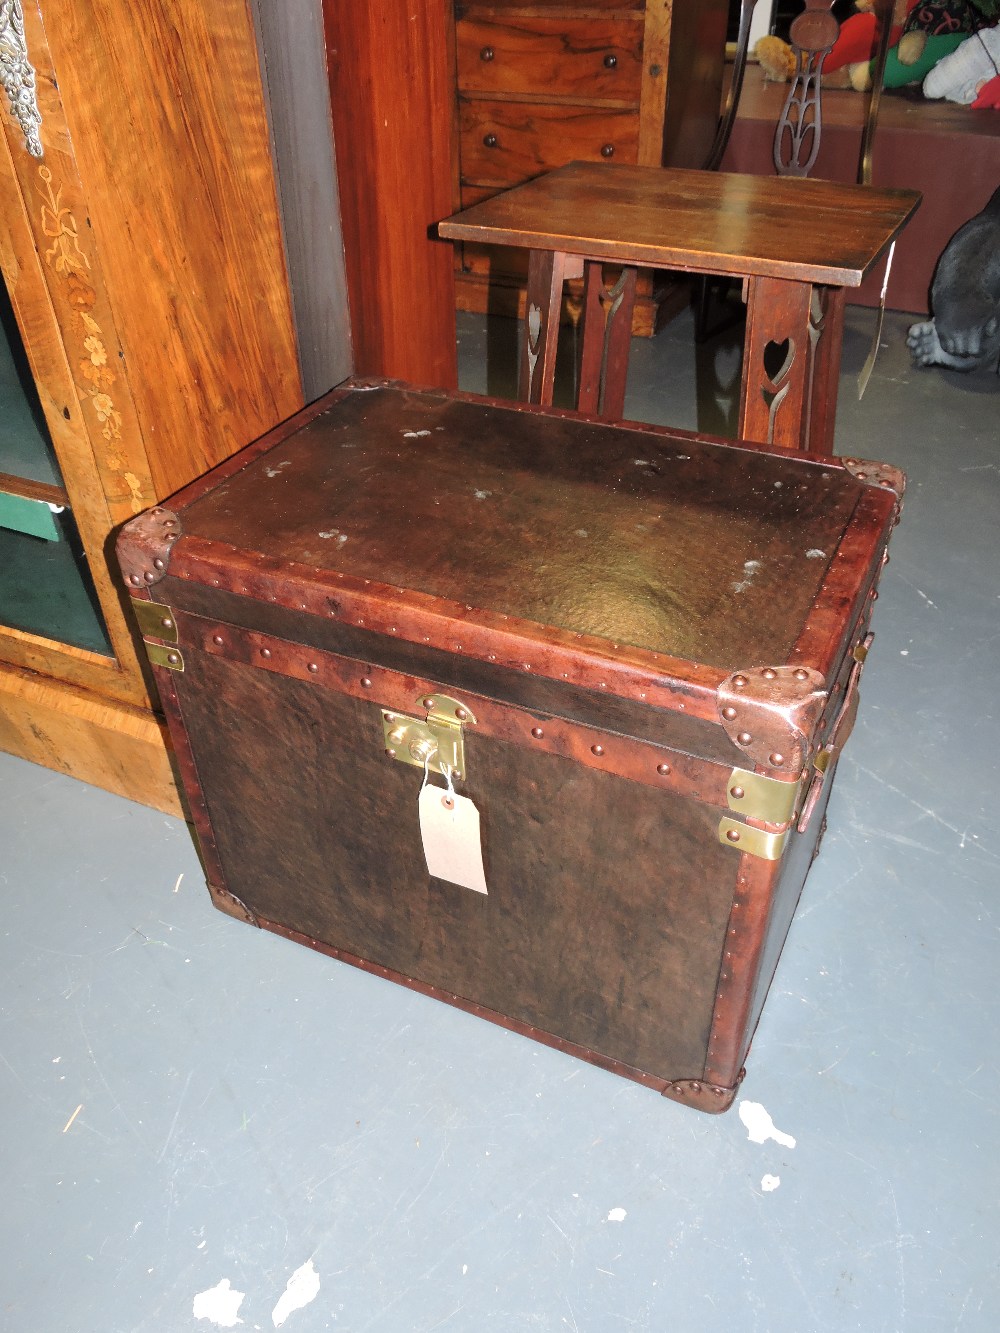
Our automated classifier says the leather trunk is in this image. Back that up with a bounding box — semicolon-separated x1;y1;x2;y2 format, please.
116;382;903;1113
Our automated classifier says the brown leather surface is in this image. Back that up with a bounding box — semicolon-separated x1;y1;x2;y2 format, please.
178;386;864;672
177;648;740;1081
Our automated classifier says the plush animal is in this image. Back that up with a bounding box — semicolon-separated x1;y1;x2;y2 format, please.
907;185;1000;372
755;1;914;91
755;0;999;92
879;0;999;88
922;23;1000;100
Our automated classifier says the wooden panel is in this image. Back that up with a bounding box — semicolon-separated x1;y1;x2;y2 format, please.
456;14;643;102
249;0;353;401
0;70;153;708
0;661;182;814
324;0;457;390
37;0;303;499
460;100;639;187
660;0;729;169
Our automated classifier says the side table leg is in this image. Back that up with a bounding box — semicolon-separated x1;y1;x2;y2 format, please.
578;262;638;419
804;286;846;457
520;249;567;406
739;276;813;451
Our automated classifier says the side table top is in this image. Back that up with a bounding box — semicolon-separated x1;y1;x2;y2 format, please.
438;161;921;287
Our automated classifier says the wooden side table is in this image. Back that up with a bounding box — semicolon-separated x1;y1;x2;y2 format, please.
438;161;920;453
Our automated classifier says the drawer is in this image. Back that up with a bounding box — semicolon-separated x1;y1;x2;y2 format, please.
457;15;644;102
460;100;639;188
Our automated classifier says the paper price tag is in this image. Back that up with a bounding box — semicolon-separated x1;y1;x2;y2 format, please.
418;785;488;895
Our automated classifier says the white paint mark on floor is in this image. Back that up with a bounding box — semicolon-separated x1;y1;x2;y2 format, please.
739;1101;797;1149
473;489;492;500
264;461;292;479
403;430;432;439
607;1207;627;1223
761;1174;781;1192
193;1278;245;1327
272;1260;320;1328
805;548;826;559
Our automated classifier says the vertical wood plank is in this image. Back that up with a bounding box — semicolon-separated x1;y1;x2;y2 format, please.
519;250;566;407
249;0;353;401
323;0;457;390
739;276;814;451
37;0;304;498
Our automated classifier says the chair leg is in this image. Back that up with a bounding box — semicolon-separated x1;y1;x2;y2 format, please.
577;262;637;418
519;249;567;406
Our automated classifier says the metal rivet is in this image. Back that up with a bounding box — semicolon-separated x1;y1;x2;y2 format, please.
722;705;738;720
794;668;808;680
307;663;319;673
160;617;173;629
361;678;372;688
261;648;272;659
166;652;180;666
732;674;748;688
738;732;752;745
385;748;396;759
143;571;155;583
453;770;462;780
129;575;141;586
423;697;435;708
531;727;544;739
153;557;165;570
212;635;224;646
455;707;468;721
591;744;605;757
726;828;741;843
762;668;777;680
656;762;671;776
769;753;784;766
730;785;745;800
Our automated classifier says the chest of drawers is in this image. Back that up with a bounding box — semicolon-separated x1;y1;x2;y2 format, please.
451;1;728;334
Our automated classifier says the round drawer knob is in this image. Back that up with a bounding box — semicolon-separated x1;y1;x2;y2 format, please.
603;54;617;69
483;133;498;148
480;45;494;61
600;144;615;158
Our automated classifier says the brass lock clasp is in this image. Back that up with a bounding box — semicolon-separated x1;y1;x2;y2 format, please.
382;694;476;779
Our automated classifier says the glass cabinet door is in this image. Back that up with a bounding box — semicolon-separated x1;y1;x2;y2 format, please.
0;276;113;656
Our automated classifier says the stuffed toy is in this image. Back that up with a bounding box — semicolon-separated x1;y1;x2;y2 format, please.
922;23;1000;100
879;0;1000;87
907;185;1000;371
755;0;1000;92
756;1;914;90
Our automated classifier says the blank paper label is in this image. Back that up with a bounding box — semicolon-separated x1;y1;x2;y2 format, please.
418;786;488;895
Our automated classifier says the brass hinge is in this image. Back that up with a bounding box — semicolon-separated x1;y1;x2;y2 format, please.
725;767;805;826
132;598;178;642
382;693;476;779
718;818;789;862
145;642;184;672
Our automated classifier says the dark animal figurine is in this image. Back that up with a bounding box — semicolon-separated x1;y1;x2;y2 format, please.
907;185;1000;372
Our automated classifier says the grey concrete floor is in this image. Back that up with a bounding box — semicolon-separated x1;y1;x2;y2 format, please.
2;301;998;1332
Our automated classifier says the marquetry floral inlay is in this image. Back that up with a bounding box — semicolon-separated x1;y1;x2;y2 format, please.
36;164;141;507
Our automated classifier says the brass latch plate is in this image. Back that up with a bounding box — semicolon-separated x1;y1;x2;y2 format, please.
382;693;476;778
726;768;805;826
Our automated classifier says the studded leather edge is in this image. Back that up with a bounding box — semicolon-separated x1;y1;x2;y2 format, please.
116;505;183;589
207;882;259;927
717;665;828;775
661;1071;744;1114
840;457;906;502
